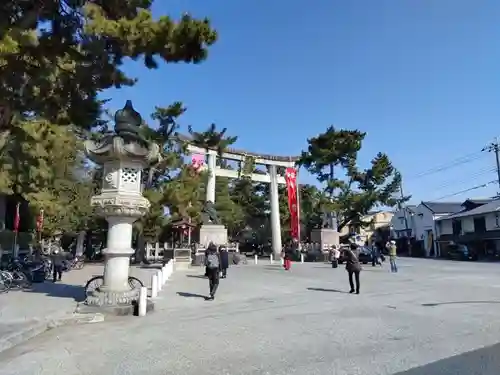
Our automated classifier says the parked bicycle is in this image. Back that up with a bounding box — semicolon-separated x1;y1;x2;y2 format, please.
84;275;144;297
65;255;85;271
0;259;35;292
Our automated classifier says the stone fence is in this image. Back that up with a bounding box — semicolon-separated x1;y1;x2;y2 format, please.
144;242;240;263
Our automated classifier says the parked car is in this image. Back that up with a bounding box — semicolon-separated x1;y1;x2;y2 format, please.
358;247;373;264
447;243;478;261
338;246;372;265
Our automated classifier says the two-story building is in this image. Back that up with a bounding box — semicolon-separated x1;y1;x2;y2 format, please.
339;210;394;245
390;205;417;238
413;201;464;257
436;198;500;258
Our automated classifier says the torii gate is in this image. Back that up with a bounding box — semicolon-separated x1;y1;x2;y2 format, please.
176;134;300;258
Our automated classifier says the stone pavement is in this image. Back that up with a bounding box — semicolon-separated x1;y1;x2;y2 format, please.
1;258;500;374
0;264;157;353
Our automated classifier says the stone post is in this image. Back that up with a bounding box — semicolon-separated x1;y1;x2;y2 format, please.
268;165;282;258
206;151;216;203
80;100;160;315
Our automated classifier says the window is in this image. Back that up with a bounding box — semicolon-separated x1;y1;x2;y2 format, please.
473;217;486;233
452;220;462;235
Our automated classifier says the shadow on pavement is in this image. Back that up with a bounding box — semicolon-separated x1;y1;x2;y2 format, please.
307;287;347;293
186;274;207;279
177;292;207;299
422;301;500;307
25;282;85;302
263;266;285;271
393;342;500;375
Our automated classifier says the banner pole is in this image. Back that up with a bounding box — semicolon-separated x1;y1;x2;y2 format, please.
296;168;301;243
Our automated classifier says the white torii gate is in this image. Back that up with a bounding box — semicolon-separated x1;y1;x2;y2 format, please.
186;143;299;258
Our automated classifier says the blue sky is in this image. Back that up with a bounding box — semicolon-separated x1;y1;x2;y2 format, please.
105;0;500;204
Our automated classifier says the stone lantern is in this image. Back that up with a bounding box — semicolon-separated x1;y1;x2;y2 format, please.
81;100;160;314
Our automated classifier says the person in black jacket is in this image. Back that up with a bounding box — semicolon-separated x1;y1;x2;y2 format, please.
51;248;65;282
219;245;229;278
344;243;362;294
205;243;220;300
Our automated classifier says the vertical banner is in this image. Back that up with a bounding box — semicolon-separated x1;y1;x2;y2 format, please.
13;202;20;233
285;168;299;240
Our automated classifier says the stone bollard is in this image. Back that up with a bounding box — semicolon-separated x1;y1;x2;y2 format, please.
301;253;304;263
151;274;158;298
164;265;169;283
254;254;258;265
138;287;148;317
157;270;163;291
270;254;274;264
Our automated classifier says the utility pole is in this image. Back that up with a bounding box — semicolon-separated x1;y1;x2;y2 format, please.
399;179;409;235
399;178;412;256
482;137;500;194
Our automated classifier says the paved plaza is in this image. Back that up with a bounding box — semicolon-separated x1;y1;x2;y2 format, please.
0;258;500;374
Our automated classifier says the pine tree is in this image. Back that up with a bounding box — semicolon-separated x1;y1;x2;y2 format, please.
298;126;407;232
0;117;95;235
214;177;244;238
0;1;217;129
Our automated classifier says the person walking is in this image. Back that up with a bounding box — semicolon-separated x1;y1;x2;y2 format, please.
51;248;65;283
282;243;292;271
205;243;220;300
219;245;229;278
371;243;382;267
331;245;340;268
388;240;398;273
344;243;362;294
204;243;212;277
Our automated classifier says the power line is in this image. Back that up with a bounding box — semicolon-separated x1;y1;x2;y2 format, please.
429;167;496;191
406;151;486;180
433;180;498;201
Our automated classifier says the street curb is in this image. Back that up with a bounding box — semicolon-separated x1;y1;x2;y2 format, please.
0;313;105;354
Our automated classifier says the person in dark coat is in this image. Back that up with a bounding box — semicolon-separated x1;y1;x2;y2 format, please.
204;243;221;300
219;245;229;278
344;243;362;294
51;248;65;282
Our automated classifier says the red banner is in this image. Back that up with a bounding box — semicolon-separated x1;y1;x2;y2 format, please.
285;168;299;240
13;202;20;233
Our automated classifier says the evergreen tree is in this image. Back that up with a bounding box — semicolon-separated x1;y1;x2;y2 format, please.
188;124;238;156
0;117;95;235
0;1;217;129
214;177;244;238
298;126;407;232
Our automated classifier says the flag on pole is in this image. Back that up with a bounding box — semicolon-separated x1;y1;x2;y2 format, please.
36;208;44;232
13;202;20;233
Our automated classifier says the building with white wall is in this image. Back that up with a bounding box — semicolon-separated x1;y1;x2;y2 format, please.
412;201;463;257
339;210;394;245
390;205;416;238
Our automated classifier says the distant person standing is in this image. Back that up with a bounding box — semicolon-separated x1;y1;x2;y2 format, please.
331;245;340;268
282;244;292;271
371;243;382;267
344;243;362;294
219;245;229;279
51;248;65;283
205;244;221;300
387;240;398;273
